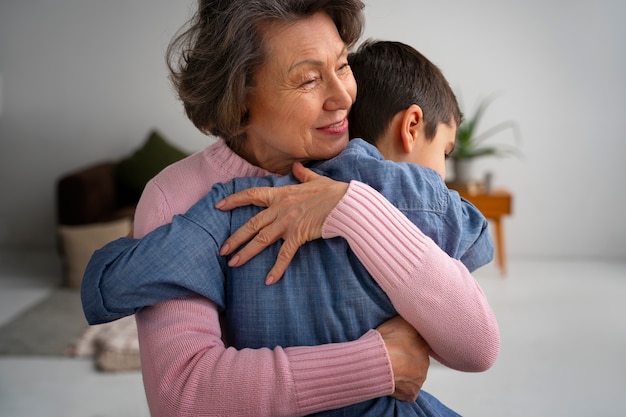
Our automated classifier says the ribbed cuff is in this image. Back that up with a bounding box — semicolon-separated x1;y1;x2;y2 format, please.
285;329;393;415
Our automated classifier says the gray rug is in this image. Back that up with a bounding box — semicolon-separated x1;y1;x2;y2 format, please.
0;288;88;356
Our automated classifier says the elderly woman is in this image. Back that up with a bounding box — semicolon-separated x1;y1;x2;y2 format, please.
82;1;498;416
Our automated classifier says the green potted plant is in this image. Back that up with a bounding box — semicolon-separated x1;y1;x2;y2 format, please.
450;94;521;184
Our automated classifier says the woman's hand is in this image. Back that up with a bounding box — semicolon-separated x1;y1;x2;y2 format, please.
377;316;430;403
216;162;349;284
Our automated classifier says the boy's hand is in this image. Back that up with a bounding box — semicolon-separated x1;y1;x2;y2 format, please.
215;162;348;284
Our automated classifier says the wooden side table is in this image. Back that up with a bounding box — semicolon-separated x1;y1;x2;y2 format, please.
447;183;513;276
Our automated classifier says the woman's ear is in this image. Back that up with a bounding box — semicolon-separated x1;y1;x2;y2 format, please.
400;104;424;154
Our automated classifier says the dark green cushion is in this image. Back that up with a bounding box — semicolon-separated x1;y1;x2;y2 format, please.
115;130;188;197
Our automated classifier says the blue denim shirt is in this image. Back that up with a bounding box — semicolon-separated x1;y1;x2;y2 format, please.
81;139;489;416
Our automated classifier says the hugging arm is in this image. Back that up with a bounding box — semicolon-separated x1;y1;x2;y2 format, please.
137;296;403;417
325;181;499;371
80;217;226;325
218;164;500;371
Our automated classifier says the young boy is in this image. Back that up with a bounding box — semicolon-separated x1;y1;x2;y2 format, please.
81;40;497;415
349;40;459;181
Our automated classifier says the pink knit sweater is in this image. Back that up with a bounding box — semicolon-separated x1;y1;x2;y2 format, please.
133;139;499;417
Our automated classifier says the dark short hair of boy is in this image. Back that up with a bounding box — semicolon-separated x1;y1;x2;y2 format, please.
348;40;462;144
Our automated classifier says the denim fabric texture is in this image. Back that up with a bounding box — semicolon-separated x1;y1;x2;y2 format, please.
81;139;490;415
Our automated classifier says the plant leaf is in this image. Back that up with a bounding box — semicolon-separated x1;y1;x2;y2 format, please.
451;94;522;160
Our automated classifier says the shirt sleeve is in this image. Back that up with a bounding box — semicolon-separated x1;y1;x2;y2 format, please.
80;214;226;325
136;296;393;417
80;181;234;325
322;180;500;372
443;191;494;272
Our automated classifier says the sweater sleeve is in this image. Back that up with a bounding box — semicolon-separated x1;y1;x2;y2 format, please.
322;181;500;372
136;296;393;417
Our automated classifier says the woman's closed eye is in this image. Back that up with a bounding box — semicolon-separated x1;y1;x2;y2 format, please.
295;70;321;89
301;77;319;88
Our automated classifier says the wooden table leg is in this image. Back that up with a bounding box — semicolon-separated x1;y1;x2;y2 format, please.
492;217;506;276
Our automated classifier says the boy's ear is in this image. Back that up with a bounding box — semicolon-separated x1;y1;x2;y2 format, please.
400;104;424;154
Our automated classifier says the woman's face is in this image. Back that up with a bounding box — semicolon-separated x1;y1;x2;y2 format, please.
243;12;357;174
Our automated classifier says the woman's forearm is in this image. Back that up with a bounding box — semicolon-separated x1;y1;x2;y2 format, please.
137;295;393;417
323;181;500;372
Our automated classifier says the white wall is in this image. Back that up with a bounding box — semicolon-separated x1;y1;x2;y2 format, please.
363;0;626;260
1;1;625;260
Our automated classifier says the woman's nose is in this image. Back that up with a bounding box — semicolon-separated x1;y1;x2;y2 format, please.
324;75;355;111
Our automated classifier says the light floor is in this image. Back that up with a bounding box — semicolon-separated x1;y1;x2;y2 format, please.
0;249;625;417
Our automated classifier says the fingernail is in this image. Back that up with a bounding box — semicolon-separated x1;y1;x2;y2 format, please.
228;254;239;267
265;275;275;285
219;243;230;256
215;200;225;209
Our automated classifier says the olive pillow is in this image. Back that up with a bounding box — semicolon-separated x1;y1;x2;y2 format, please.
115;130;188;197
